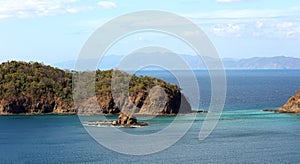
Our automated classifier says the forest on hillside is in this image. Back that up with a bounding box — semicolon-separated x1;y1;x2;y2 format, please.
0;61;184;114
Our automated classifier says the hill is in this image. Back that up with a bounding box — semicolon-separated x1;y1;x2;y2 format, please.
0;61;191;115
182;55;300;69
229;56;300;69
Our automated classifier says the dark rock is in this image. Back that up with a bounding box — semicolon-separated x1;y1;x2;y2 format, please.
115;112;148;127
262;109;282;113
192;110;208;114
117;112;137;125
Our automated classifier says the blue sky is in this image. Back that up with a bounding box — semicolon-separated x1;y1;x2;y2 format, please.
0;0;300;65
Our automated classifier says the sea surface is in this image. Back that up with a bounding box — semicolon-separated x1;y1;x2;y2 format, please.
1;70;300;163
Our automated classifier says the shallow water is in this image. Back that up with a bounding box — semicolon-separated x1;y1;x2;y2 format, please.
1;111;300;163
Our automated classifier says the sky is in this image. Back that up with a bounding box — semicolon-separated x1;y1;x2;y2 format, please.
0;0;300;65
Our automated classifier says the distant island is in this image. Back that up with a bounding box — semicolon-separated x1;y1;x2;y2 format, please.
180;55;300;70
0;61;191;115
53;55;300;70
221;56;300;70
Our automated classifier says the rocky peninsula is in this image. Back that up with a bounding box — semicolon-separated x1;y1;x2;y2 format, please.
278;88;300;113
0;61;191;115
263;88;300;114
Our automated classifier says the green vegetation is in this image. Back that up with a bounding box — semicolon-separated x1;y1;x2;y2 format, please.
94;69;179;96
0;61;73;102
0;61;181;113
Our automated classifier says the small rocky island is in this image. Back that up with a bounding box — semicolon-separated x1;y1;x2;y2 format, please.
0;61;191;115
264;88;300;114
86;112;149;128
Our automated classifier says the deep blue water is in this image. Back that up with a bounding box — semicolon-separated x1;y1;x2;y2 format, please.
1;70;300;163
136;70;300;110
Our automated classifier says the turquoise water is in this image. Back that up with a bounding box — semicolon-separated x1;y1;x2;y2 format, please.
1;111;300;163
1;70;300;163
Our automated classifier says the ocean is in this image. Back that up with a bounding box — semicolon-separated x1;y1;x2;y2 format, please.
1;70;300;163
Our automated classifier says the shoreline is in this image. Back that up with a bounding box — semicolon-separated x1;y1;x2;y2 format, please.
262;109;300;114
0;113;77;116
0;110;209;116
5;109;300;116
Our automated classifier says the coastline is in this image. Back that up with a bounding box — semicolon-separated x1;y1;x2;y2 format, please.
262;109;300;115
0;112;77;116
0;110;209;116
2;109;300;116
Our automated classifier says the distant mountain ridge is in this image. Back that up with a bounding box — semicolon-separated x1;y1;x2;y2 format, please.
225;56;300;69
179;55;300;70
53;55;300;70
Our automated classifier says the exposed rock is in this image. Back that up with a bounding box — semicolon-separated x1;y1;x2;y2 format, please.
117;112;137;125
279;88;300;113
262;109;282;113
77;96;104;114
76;87;191;115
0;97;76;114
85;112;148;127
116;112;148;126
192;110;208;114
97;92;120;114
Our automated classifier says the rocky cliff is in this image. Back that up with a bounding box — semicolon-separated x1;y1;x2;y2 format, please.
0;61;191;115
279;88;300;113
77;70;191;115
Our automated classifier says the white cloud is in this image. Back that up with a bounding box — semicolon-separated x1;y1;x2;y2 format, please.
216;0;240;3
97;1;117;10
0;14;11;19
185;8;300;20
209;20;300;39
66;8;81;13
0;0;93;20
273;22;300;38
66;6;93;14
182;30;201;37
277;22;293;29
255;21;263;29
185;7;300;39
212;24;241;37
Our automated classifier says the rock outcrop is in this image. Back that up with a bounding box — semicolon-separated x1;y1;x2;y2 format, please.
279;88;300;113
77;86;191;115
117;112;137;125
116;112;148;126
86;112;148;127
0;96;76;114
76;88;191;115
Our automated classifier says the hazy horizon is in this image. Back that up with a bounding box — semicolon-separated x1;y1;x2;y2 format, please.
2;55;300;71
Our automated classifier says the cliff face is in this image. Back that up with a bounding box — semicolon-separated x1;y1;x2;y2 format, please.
0;61;191;115
0;97;75;114
77;86;191;115
77;71;191;115
279;89;300;113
